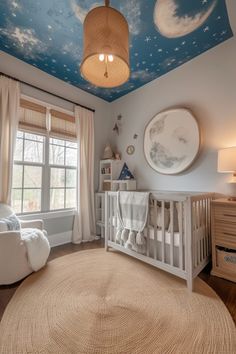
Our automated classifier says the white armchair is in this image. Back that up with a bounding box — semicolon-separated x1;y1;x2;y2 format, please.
0;204;50;285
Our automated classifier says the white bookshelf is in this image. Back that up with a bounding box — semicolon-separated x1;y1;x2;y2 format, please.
103;179;137;191
96;159;137;237
95;192;105;238
99;159;123;192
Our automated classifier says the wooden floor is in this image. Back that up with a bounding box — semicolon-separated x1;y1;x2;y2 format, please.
0;239;235;325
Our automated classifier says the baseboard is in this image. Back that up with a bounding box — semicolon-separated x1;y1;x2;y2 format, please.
47;231;72;247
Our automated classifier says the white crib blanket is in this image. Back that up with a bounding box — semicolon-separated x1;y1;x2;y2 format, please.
117;191;150;232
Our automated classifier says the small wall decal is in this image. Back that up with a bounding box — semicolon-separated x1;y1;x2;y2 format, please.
113;123;119;135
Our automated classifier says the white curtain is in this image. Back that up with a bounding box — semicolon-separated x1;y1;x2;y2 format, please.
0;76;20;204
72;105;96;243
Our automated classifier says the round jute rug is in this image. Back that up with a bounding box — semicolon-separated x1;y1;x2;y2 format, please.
0;249;235;354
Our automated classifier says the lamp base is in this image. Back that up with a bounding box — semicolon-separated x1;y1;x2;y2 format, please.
229;173;236;183
228;197;236;201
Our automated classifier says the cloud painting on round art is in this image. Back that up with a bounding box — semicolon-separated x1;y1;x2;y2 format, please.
0;0;233;102
144;109;200;174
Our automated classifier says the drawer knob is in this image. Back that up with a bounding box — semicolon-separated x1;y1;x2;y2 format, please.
223;214;236;218
223;232;236;237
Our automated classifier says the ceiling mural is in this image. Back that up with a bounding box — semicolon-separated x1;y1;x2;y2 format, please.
0;0;233;102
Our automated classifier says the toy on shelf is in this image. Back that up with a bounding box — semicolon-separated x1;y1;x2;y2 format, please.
102;143;113;160
118;163;134;180
99;160;136;192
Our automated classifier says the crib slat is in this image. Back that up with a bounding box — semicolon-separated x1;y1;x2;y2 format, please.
161;201;165;263
203;199;206;259
146;212;150;257
206;199;209;257
170;201;174;266
154;200;158;260
110;195;114;243
199;200;203;262
105;192;109;251
179;202;184;270
193;202;197;268
197;202;200;267
206;198;210;256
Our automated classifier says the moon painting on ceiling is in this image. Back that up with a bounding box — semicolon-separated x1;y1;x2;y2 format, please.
0;0;233;102
154;0;217;38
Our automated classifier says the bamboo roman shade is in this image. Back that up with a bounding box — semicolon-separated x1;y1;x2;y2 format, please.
19;99;76;140
50;109;76;139
19;99;47;134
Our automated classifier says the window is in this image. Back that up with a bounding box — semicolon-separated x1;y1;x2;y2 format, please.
12;98;78;214
49;138;77;210
12;132;44;213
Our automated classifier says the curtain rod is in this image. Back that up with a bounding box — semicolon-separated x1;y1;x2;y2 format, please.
0;71;95;113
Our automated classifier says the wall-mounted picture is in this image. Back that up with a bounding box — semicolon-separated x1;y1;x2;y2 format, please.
126;145;135;155
144;108;200;175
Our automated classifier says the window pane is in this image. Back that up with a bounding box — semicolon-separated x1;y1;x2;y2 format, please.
24;166;42;188
66;189;76;208
23;189;41;213
50;168;65;187
50;138;65;146
14;138;23;161
49;144;65;165
50;189;64;210
66;141;77;148
24;140;43;163
12;189;22;213
66;169;76;187
24;133;44;142
12;165;23;188
17;131;24;138
65;148;77;166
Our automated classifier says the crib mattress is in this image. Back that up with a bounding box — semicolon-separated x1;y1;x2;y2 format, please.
146;227;182;247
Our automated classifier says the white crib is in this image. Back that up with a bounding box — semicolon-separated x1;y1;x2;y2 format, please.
105;191;215;291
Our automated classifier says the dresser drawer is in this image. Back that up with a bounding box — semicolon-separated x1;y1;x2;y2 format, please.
213;205;236;223
214;221;236;247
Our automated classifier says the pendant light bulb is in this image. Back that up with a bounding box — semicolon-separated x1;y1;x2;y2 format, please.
108;55;114;62
99;54;105;62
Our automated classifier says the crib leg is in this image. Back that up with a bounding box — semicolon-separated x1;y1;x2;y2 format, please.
105;235;109;251
187;276;193;292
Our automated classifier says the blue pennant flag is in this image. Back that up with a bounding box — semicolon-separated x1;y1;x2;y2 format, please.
118;163;134;180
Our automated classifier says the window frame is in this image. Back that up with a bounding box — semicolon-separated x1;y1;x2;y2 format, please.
49;138;77;211
13;131;78;215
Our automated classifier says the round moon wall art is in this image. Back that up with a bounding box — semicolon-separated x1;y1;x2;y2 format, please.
144;109;200;175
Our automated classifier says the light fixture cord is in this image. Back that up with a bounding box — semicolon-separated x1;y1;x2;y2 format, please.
104;0;110;78
104;56;108;78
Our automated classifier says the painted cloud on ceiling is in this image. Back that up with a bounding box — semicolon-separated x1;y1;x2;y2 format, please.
0;0;233;102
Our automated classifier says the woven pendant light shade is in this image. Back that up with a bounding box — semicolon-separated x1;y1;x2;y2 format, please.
80;2;130;88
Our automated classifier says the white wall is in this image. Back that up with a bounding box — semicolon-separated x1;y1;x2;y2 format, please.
110;0;236;195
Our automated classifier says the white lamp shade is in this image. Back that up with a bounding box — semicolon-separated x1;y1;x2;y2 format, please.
218;147;236;172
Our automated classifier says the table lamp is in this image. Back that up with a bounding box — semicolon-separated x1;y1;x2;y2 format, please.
218;147;236;200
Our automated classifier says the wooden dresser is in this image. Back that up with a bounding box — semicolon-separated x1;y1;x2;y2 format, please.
211;198;236;282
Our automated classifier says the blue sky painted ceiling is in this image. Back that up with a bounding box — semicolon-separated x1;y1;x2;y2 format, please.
0;0;233;102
